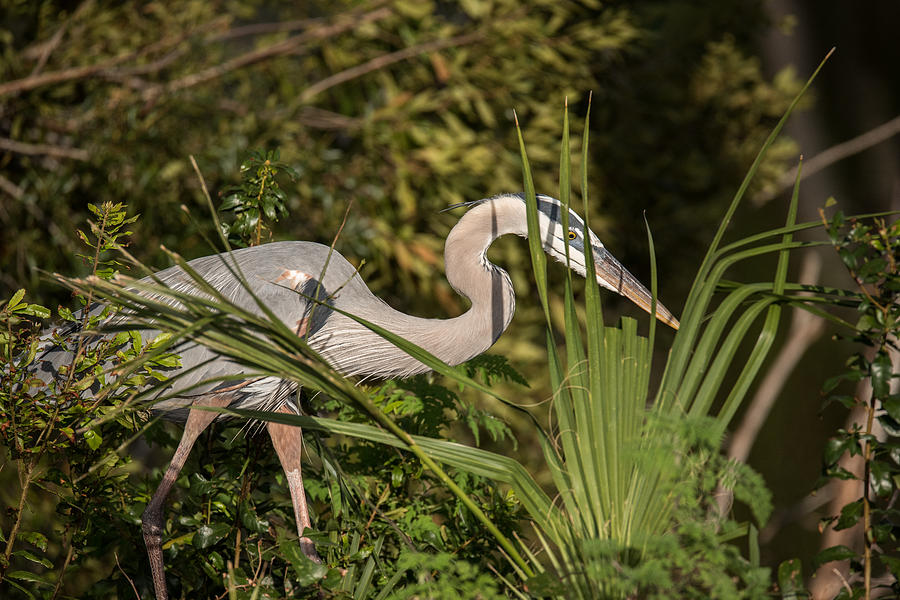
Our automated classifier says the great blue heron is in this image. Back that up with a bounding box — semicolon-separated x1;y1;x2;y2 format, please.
36;193;678;599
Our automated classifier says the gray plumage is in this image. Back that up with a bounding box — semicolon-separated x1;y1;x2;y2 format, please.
31;192;679;600
37;192;678;419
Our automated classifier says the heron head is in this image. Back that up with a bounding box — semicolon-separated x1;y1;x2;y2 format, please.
526;194;680;330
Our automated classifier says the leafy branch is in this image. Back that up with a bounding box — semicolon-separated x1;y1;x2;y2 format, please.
815;207;900;598
219;150;298;247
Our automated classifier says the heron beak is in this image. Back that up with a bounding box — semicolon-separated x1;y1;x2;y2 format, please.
591;246;680;330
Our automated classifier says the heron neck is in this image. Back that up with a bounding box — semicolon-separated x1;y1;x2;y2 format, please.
317;195;525;378
420;195;525;365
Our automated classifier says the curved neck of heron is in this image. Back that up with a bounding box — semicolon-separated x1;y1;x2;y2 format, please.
422;195;524;364
319;195;525;378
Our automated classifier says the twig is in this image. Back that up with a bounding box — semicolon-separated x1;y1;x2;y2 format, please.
49;529;76;600
833;568;853;595
101;46;189;83
27;0;95;76
114;552;141;600
0;462;36;578
216;101;360;130
299;31;483;102
140;7;392;102
863;385;876;599
0;62;112;97
0;173;24;199
211;0;388;41
756;114;900;205
214;17;322;40
0;17;228;98
0;137;89;161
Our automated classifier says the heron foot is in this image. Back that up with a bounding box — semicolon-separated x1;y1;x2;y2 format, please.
300;536;321;564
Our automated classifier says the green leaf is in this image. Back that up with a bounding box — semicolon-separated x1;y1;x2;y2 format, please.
11;549;53;569
239;502;268;534
19;531;48;552
813;545;856;569
194;523;230;549
870;460;895;496
884;395;900;421
881;554;900;578
20;304;51;319
6;570;52;586
4;579;37;600
777;558;804;600
823;437;854;466
219;193;243;211
871;350;892;397
280;537;327;586
73;374;96;392
83;429;102;451
834;499;863;530
8;288;26;309
826;465;858;481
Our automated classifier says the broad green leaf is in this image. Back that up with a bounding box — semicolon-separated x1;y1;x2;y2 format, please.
871;350;892;397
9;288;26;309
11;549;53;569
813;544;856;569
777;558;804;600
83;429;102;451
194;523;230;549
280;536;327;586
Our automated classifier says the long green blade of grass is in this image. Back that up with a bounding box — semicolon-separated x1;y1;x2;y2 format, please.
659;50;833;402
515;112;551;328
711;159;803;434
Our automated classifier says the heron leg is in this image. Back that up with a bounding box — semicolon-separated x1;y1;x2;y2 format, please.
267;405;320;563
142;398;227;600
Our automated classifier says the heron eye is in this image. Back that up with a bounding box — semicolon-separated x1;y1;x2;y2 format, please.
567;230;577;241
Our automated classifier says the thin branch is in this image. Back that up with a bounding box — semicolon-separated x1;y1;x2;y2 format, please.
0;63;116;98
140;7;393;101
213;17;327;41
759;485;835;544
295;106;361;130
216;100;360;130
0;173;24;199
756;114;900;205
211;0;389;41
49;527;76;600
0;137;89;161
27;0;96;76
114;552;141;600
100;46;188;83
299;31;483;102
0;17;229;98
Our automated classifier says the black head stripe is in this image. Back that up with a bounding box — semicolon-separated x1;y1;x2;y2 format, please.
534;194;585;231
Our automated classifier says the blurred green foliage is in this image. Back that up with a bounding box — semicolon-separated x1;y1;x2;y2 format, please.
0;0;799;350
